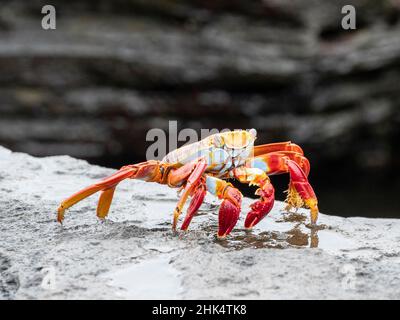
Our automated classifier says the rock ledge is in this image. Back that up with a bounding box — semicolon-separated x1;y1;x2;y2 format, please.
0;146;399;299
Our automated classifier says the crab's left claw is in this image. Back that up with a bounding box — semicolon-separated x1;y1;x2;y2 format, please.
231;167;275;229
286;160;319;224
244;181;275;229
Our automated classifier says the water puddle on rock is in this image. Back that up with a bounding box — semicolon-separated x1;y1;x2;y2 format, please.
104;255;182;299
217;212;357;252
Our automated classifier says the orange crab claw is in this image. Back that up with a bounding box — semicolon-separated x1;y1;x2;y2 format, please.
244;181;275;229
218;186;242;238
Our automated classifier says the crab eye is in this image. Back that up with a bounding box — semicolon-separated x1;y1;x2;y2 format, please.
249;128;257;139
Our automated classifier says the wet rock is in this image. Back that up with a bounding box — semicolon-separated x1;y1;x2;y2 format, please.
1;146;400;299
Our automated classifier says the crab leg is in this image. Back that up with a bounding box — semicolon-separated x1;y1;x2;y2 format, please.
245;152;318;224
285;160;318;224
206;176;242;238
180;181;207;231
253;141;304;157
232;167;275;229
57;160;169;223
248;151;310;176
97;187;116;219
168;157;208;231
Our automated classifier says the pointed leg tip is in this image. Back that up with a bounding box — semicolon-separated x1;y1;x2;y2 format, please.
98;217;106;224
309;203;319;225
57;207;65;224
310;217;318;226
172;216;178;231
171;225;179;236
217;233;227;240
244;217;256;229
96;208;109;220
244;223;253;230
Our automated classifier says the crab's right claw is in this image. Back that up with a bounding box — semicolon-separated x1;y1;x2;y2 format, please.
218;186;242;239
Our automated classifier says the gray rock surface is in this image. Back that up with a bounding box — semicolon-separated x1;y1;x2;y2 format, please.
1;146;400;299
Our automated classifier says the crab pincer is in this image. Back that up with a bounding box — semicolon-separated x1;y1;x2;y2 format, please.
244;180;275;229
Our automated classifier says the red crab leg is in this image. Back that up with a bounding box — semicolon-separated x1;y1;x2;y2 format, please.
57;160;170;223
253;142;304;157
180;181;207;231
245;152;318;224
168;157;208;231
286;160;318;224
247;151;310;176
232;167;275;229
205;176;242;238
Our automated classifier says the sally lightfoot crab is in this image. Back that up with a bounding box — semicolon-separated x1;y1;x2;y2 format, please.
57;129;318;238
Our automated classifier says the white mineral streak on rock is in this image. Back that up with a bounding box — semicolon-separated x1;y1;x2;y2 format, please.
0;146;400;299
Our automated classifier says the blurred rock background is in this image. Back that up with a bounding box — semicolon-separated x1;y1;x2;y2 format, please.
0;0;399;217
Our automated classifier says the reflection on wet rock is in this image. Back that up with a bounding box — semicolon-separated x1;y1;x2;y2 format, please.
217;225;321;250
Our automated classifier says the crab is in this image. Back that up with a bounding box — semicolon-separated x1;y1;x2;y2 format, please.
57;129;318;238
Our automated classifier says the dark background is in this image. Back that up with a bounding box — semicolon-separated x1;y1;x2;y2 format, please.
0;0;399;217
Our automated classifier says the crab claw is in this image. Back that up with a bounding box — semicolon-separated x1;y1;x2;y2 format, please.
218;186;242;239
244;181;275;229
286;160;319;224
